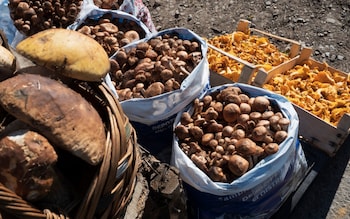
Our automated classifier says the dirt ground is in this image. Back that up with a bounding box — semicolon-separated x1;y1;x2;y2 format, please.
144;0;350;74
142;1;350;219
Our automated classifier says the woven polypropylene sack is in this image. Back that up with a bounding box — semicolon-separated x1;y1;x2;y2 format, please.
171;83;308;219
107;28;210;156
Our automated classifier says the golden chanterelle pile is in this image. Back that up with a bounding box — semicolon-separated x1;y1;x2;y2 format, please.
263;60;350;125
207;31;291;82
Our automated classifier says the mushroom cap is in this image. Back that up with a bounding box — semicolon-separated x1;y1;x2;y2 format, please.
0;123;58;201
223;103;241;123
251;96;270;112
227;154;249;176
235;138;262;156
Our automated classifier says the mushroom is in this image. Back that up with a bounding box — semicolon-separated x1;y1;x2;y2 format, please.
269;115;281;131
145;49;158;60
211;101;223;114
203;107;219;121
222;125;234;137
261;110;274;120
201;133;215;146
176;50;189;61
208;166;227;182
227;154;249;176
237;113;250;126
251;96;270;113
249;111;262;123
225;94;241;105
208;139;219;149
189;126;204;141
223;103;241;123
235;138;264;156
240;102;251;114
187;142;202;155
174;124;190;140
124;30;140;42
205;120;223;133
180;112;193;125
263;143;279;155
274;130;288;143
191;154;208;173
202;95;213;108
251;126;268;142
99;22;119;33
239;93;250;103
256;120;270;129
231;129;245;140
278;117;290;131
144;82;164;97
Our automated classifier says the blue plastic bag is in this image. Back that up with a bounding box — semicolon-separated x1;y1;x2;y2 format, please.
0;0;16;44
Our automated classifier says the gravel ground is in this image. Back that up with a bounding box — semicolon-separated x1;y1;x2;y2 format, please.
143;1;350;218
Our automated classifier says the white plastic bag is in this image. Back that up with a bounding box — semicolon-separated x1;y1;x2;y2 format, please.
171;83;307;218
108;28;210;155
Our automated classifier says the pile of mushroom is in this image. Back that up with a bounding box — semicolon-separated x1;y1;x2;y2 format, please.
93;0;124;10
77;12;146;56
174;86;290;183
8;0;83;36
109;33;203;100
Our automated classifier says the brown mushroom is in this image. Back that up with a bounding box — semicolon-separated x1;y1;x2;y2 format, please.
274;130;288;143
191;154;208;173
99;22;118;33
225;94;241;105
208;139;219;149
261;110;274;120
235;138;263;156
237;113;250;126
278;117;290;131
227;154;249;176
239;94;250;103
269;115;281;131
240;102;251;114
231;129;245;140
252;96;270;113
124;30;140;42
202;133;215;146
223;103;241;123
263;143;279;155
203;107;219;121
202;95;213;108
222;125;234;137
180;112;193;125
189;126;204;141
208;166;227;182
187;142;202;155
205;120;223;133
144;82;164;97
174;124;190;140
249;111;262;123
251;126;268;142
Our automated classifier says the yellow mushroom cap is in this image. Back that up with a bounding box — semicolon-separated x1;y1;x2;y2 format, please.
16;28;110;82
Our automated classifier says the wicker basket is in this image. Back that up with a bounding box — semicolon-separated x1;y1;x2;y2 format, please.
0;80;140;219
